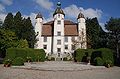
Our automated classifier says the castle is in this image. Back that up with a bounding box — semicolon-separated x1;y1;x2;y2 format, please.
34;2;87;60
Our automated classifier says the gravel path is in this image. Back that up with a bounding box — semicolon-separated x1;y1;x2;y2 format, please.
0;62;120;79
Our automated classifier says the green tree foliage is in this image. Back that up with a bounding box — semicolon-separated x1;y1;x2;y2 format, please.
86;17;107;49
0;29;18;57
0;19;2;27
21;17;36;48
17;39;29;48
2;13;14;30
13;11;23;39
2;11;36;48
105;17;120;58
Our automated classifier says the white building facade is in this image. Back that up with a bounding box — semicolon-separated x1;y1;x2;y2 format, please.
34;2;87;58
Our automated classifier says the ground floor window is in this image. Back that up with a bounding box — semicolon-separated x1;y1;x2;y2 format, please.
57;48;61;52
65;45;68;49
43;45;47;49
58;53;60;57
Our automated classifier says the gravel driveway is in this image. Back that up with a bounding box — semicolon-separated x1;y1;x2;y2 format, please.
0;63;120;79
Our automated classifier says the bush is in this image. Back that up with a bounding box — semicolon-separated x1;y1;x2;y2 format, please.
91;50;102;65
97;48;114;66
3;59;12;67
12;57;24;66
74;49;94;62
34;49;46;62
26;56;32;62
105;60;113;67
4;48;46;64
26;48;35;61
94;57;104;66
5;49;16;61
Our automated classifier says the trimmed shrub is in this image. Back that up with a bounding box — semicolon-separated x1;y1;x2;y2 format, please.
12;57;24;66
34;49;46;62
3;59;12;67
26;56;32;62
94;57;104;66
98;48;114;66
91;50;102;65
74;49;86;62
26;48;35;61
4;48;46;64
105;59;113;67
74;49;94;62
15;48;27;60
5;48;16;61
74;48;114;66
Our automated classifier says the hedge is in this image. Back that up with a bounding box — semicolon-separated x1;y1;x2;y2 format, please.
4;48;46;65
34;49;46;62
74;49;94;62
12;57;24;66
94;57;104;66
74;48;114;66
97;48;114;66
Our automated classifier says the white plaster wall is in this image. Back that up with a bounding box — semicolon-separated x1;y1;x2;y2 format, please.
78;18;87;49
34;18;43;49
53;14;65;54
64;36;78;53
41;37;52;54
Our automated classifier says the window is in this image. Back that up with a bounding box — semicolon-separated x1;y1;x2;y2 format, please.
65;45;68;49
43;45;47;49
57;31;61;36
44;37;47;42
57;48;61;52
71;45;75;50
57;20;61;24
57;40;61;45
58;14;60;18
58;53;60;57
65;37;68;42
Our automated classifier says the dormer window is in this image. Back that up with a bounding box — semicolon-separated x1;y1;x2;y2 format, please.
57;20;61;24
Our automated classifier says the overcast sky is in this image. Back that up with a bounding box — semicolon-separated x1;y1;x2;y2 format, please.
0;0;120;30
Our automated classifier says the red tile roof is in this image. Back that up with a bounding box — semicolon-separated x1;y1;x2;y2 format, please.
42;20;78;36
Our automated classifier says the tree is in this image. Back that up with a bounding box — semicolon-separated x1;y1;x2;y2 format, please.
2;13;14;30
21;17;36;48
17;39;29;48
0;19;2;27
0;29;18;57
105;17;120;58
14;11;23;39
86;17;107;49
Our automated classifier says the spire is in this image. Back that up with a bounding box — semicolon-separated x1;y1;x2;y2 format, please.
57;1;61;8
36;13;43;19
77;12;85;19
53;1;65;16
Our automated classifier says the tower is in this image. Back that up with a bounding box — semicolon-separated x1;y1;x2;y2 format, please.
53;1;65;57
77;12;87;49
34;13;43;49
